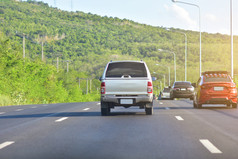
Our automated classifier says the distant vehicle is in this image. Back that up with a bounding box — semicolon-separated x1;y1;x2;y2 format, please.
193;71;237;108
100;60;153;115
170;81;194;100
161;87;171;100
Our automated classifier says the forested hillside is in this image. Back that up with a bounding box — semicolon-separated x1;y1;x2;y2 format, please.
0;0;238;105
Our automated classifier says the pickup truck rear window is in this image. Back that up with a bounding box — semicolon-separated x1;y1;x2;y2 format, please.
106;62;147;77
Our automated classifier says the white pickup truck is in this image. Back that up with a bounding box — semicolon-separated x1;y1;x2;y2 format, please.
100;60;153;116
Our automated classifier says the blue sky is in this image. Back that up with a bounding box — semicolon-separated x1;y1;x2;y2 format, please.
32;0;238;35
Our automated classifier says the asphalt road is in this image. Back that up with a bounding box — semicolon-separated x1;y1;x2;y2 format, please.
0;100;238;159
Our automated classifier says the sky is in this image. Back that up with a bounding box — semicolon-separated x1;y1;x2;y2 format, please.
31;0;238;35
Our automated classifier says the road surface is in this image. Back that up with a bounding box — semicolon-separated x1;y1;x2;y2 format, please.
0;99;238;159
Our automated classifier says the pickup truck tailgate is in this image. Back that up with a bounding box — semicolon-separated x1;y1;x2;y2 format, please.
105;79;148;95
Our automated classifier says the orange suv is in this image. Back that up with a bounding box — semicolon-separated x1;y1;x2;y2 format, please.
193;71;237;108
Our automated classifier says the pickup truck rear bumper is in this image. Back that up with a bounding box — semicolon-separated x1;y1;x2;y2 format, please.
101;94;153;106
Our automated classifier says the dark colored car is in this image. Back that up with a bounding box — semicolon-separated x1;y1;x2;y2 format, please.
193;71;237;108
170;81;194;100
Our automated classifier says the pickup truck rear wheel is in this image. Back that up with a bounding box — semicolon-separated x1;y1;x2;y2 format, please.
101;102;109;116
145;103;153;115
145;107;153;115
101;108;109;116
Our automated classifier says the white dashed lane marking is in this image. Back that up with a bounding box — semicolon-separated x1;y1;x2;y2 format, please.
200;139;222;154
83;108;90;111
97;103;100;105
55;117;68;122
0;141;15;150
175;116;184;121
165;107;170;110
31;106;37;108
15;109;23;111
0;112;5;115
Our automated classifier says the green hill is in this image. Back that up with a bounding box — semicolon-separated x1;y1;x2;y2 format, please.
0;0;238;105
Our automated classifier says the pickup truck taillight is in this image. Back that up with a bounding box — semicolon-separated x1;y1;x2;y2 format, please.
101;82;105;94
147;81;153;93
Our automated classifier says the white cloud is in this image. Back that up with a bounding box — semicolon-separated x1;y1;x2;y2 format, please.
164;4;198;30
163;4;169;11
205;13;217;22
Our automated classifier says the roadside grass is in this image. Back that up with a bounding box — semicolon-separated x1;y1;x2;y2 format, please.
0;94;12;106
0;93;100;107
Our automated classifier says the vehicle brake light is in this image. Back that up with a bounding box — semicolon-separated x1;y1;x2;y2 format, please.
147;81;153;93
101;82;105;94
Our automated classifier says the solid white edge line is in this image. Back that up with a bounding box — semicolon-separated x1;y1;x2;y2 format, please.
200;139;222;154
83;108;90;111
55;117;68;122
175;116;184;121
0;141;15;150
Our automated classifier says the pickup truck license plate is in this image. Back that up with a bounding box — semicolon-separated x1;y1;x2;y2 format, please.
120;99;133;104
214;87;224;91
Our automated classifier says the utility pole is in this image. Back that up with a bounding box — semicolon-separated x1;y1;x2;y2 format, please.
86;79;88;94
53;54;62;72
66;60;72;72
90;79;92;93
23;33;25;59
41;41;44;61
16;31;39;59
78;78;92;94
78;78;80;88
57;57;59;72
53;60;72;72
